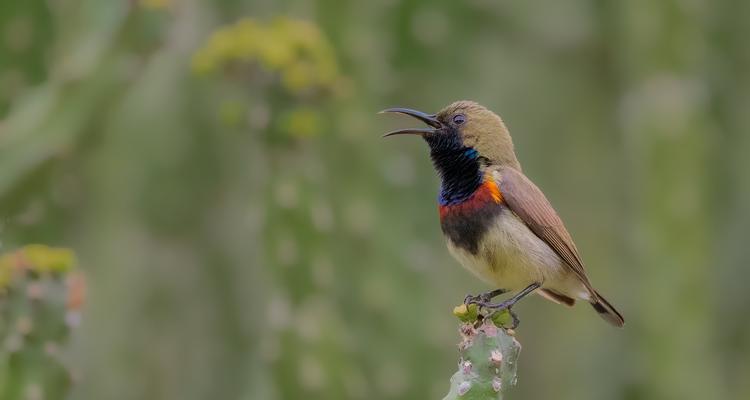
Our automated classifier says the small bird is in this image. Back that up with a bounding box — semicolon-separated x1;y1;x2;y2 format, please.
381;101;624;327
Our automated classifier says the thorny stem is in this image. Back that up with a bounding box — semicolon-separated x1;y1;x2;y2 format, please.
443;305;521;400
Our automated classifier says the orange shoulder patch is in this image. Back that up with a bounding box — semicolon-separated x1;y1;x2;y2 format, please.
483;179;503;204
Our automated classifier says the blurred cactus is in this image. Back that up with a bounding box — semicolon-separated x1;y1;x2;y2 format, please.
0;245;84;399
444;306;521;400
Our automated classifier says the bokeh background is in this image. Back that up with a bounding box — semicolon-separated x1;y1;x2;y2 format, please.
1;0;749;399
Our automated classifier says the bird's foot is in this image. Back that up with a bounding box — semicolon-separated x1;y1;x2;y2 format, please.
464;283;540;329
473;299;520;329
457;297;521;329
463;288;507;306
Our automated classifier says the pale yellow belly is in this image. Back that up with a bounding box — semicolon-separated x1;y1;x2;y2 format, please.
446;211;588;299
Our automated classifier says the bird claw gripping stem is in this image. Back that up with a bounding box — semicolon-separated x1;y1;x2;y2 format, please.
464;298;519;328
463;292;522;329
463;288;507;307
463;283;540;328
456;302;520;330
445;305;522;399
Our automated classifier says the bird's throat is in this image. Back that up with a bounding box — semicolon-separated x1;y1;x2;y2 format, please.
427;135;502;255
428;142;483;206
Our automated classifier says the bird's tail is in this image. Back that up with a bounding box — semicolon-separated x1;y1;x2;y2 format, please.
590;290;625;327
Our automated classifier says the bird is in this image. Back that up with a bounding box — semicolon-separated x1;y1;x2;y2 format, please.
381;100;624;327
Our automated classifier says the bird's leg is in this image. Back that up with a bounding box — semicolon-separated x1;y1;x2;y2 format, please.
480;282;541;310
464;288;508;306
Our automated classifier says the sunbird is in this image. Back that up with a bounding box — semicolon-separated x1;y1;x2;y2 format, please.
381;101;624;327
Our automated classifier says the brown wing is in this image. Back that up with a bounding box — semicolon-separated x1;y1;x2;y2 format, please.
495;167;595;293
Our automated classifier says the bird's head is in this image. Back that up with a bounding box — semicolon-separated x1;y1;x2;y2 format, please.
381;100;520;169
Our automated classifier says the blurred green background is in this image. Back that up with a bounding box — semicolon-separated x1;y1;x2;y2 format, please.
1;0;749;399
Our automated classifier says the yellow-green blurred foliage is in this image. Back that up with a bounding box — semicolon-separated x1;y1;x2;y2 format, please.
192;17;341;96
0;1;749;400
0;245;76;291
191;16;343;141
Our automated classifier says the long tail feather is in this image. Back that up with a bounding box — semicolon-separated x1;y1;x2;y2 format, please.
590;290;625;327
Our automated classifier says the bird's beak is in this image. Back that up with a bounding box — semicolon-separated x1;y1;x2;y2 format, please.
379;107;441;137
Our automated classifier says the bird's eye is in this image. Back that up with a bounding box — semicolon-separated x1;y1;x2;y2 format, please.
452;114;466;125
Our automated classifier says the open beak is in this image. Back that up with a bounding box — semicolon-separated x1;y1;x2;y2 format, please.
379;107;441;137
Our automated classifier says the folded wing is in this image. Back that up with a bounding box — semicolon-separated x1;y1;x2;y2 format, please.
494;166;596;294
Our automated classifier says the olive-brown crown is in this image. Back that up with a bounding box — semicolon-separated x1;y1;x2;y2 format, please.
436;101;521;170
